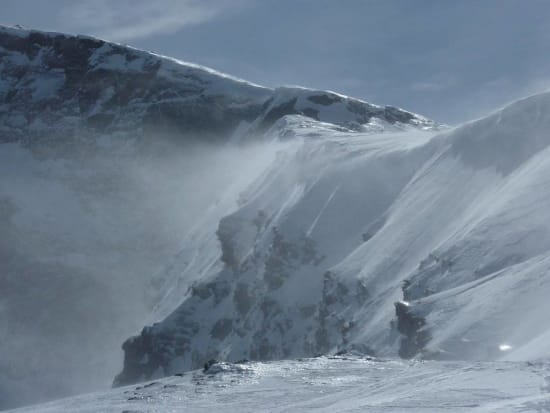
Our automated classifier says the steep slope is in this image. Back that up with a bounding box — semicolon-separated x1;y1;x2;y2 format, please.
0;25;437;409
114;114;440;385
116;91;550;387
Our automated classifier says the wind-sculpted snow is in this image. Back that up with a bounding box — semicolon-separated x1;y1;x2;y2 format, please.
115;121;439;386
118;91;550;388
10;357;550;412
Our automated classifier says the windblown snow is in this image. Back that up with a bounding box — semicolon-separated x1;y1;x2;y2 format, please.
114;91;550;391
2;24;550;412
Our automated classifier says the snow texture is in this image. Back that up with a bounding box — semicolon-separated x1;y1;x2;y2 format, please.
9;357;550;413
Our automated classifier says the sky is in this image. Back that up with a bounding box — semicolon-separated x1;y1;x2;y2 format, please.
2;0;550;124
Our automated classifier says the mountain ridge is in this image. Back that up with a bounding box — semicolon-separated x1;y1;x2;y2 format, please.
0;24;436;146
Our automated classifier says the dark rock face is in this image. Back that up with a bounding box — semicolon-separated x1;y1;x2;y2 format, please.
114;212;339;387
394;301;431;359
114;327;169;387
307;94;343;106
252;88;435;136
257;97;301;131
114;205;378;387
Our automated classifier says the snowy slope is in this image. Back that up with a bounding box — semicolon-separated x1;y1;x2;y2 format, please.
9;357;550;413
117;91;550;389
115;116;438;385
329;91;550;361
0;25;439;409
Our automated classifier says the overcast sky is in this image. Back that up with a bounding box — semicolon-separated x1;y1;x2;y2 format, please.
2;0;550;124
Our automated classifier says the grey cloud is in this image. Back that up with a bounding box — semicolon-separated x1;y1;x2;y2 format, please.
60;0;242;41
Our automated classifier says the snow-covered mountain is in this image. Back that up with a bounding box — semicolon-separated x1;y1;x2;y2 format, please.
0;25;436;410
0;25;434;145
115;90;550;390
4;23;550;413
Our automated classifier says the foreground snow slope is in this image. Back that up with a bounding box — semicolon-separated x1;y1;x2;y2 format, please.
118;91;550;386
10;357;550;413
